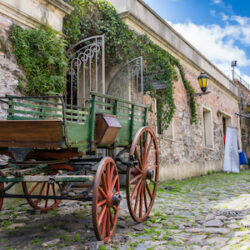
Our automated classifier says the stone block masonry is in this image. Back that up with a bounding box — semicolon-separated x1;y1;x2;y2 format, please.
0;15;23;120
158;64;239;180
0;0;73;209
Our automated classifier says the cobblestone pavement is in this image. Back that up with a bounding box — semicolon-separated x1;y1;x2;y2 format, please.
0;170;249;250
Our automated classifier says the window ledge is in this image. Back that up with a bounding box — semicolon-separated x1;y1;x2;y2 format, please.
204;146;214;151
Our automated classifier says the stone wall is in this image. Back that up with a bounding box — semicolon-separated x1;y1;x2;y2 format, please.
0;0;72;119
109;0;241;180
235;80;250;158
158;64;239;180
0;15;24;121
0;0;72;208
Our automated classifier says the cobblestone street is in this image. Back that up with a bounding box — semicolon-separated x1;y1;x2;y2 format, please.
0;170;249;250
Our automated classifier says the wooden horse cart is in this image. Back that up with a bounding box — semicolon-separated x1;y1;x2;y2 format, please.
0;36;159;242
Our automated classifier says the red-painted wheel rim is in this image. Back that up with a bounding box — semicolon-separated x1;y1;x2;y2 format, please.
92;157;120;243
126;127;159;222
0;182;4;211
22;164;72;211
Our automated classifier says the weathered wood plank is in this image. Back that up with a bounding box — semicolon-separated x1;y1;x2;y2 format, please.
0;120;62;148
8;108;62;118
11;101;62;112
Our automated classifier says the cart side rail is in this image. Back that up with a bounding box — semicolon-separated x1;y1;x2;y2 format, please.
0;95;90;149
0;95;89;123
89;92;148;145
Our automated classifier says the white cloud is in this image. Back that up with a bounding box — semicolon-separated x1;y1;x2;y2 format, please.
171;22;250;67
168;19;250;85
221;13;229;21
212;0;222;5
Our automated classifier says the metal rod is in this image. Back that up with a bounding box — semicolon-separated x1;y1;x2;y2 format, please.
140;56;144;104
77;64;80;108
0;95;62;100
90;50;92;98
83;61;85;107
70;60;74;108
102;35;105;94
60;95;71;147
136;70;139;103
0;175;93;183
95;38;98;93
1;193;92;201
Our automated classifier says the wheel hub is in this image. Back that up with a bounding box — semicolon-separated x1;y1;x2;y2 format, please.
146;169;153;180
112;194;121;206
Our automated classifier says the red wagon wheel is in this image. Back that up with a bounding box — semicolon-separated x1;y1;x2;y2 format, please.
126;126;159;222
92;157;121;243
22;164;73;212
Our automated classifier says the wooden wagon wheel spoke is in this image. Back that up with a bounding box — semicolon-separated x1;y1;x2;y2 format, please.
109;208;114;227
135;146;143;169
145;150;156;167
92;157;120;243
98;186;107;199
140;135;143;165
101;210;107;238
126;127;159;222
106;209;111;237
145;182;153;200
134;165;143;174
112;205;118;211
145;136;153;162
133;183;141;214
143;186;148;211
28;182;40;195
111;175;118;191
101;173;108;193
149;165;158;171
97;199;107;208
22;164;71;212
45;183;50;208
106;162;110;190
110;164;114;188
98;205;107;226
130;173;143;184
143;131;149;158
139;185;143;217
131;178;142;201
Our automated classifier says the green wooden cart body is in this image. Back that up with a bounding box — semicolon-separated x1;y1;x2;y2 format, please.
0;92;148;153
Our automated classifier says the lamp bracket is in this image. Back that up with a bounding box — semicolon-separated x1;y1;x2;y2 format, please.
191;91;211;97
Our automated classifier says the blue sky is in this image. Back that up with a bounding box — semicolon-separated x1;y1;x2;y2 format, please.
143;0;250;84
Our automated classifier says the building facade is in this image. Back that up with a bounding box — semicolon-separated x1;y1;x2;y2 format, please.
109;0;242;180
235;80;250;159
0;0;72;120
0;0;72;208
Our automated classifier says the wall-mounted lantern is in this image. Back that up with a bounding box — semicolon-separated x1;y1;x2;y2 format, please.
247;103;250;113
192;72;211;96
198;72;209;93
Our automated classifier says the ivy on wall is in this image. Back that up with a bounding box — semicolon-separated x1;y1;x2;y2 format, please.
9;0;197;127
63;0;197;126
9;25;68;96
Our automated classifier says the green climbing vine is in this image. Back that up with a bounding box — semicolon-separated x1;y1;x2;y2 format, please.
63;0;197;126
9;0;197;127
9;25;68;96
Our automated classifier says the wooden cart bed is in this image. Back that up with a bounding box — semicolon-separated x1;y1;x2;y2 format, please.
0;120;62;148
0;93;148;151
